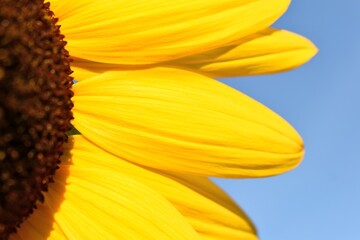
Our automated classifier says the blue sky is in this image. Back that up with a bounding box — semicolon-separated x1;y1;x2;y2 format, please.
214;0;360;239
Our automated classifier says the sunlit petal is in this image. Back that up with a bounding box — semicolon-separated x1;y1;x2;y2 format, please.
169;28;318;77
64;136;258;240
73;67;303;178
50;0;290;64
11;137;200;240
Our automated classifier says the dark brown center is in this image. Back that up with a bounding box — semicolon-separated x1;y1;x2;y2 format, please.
0;0;73;238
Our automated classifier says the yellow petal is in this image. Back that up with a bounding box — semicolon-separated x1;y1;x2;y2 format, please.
11;137;200;240
72;27;318;81
72;67;304;178
65;136;258;240
71;59;120;81
168;28;318;77
71;58;148;81
50;0;290;64
168;175;258;240
71;64;101;82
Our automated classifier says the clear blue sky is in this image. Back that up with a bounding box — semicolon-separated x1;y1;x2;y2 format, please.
214;0;360;239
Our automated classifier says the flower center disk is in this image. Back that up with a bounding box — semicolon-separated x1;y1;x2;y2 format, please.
0;0;73;238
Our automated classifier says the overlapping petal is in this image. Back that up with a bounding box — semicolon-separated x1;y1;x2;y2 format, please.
59;136;258;240
11;137;200;240
168;28;318;77
71;28;317;81
71;59;122;81
50;0;290;64
72;67;303;178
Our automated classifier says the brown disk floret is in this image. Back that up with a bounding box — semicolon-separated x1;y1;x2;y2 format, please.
0;0;73;238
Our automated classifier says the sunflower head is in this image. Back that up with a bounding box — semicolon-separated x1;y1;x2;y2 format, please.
0;0;73;236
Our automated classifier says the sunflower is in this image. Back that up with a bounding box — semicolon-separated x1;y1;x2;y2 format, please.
0;0;317;239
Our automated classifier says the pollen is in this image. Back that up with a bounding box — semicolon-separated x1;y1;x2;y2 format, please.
0;0;73;237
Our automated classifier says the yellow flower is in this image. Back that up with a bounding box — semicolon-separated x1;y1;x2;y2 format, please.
0;0;317;239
